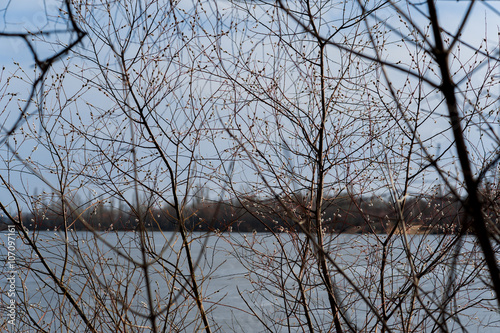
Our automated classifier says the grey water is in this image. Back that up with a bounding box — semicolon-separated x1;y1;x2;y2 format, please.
1;231;500;332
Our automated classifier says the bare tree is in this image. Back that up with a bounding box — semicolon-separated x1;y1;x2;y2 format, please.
209;0;500;331
1;1;222;332
1;0;500;332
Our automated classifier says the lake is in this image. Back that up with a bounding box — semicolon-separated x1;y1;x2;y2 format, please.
1;230;500;332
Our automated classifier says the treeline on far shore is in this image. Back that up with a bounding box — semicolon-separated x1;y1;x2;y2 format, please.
1;193;469;234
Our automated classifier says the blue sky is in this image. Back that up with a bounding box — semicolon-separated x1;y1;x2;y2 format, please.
1;0;500;213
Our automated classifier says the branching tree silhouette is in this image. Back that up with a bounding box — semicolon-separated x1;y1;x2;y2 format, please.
211;0;500;331
1;0;500;332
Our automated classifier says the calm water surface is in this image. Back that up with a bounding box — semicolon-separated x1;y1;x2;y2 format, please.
1;231;500;332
